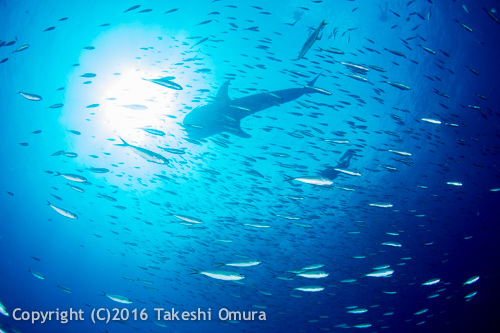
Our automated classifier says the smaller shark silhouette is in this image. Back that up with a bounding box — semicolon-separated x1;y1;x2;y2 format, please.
297;20;327;60
182;74;324;140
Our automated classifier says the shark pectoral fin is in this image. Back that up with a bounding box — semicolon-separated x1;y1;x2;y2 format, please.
228;126;251;138
223;119;251;138
235;129;251;138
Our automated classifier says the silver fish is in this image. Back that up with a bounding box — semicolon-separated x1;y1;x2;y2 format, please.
47;201;78;219
219;260;261;267
115;138;169;164
286;176;333;186
192;270;245;281
143;77;183;90
101;292;132;304
293;286;324;292
19;91;42;101
10;44;30;53
54;172;87;183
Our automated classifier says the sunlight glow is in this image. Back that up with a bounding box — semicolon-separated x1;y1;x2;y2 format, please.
100;69;177;145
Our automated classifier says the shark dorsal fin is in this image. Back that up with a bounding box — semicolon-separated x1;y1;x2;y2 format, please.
215;81;231;103
307;73;322;87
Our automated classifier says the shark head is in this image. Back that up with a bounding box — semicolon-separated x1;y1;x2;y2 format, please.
182;104;225;139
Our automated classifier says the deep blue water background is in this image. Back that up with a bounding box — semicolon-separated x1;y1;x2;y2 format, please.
1;0;499;332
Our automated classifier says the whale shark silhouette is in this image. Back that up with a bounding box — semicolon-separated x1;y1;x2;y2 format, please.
182;74;323;139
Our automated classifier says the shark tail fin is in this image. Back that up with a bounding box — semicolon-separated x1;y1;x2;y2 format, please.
115;137;129;147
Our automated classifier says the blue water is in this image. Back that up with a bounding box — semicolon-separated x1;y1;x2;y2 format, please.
1;0;499;332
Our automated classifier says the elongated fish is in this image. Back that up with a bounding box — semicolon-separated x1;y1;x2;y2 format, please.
463;276;479;286
10;44;29;54
192;270;245;281
54;172;87;183
334;168;362;176
101;291;132;304
302;264;324;270
29;269;45;280
421;118;441;124
365;269;394;277
286;177;333;186
140;128;166;136
123;5;140;13
388;150;411;156
341;72;369;82
143;77;183;90
414;308;428;315
173;214;203;224
292;286;324;292
373;265;391;270
19;91;42;101
86;167;109;173
296;271;329;279
369;203;393;208
47;201;78;219
341;61;370;73
115;138;169;164
381;242;402;247
57;285;73;293
304;85;332;95
385;81;411;90
353;324;372;328
190;37;209;49
68;183;85;193
422;278;440;286
484;8;500;24
465;291;477;299
219;260;261;267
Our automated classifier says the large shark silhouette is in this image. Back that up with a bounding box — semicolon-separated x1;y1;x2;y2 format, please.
182;74;323;139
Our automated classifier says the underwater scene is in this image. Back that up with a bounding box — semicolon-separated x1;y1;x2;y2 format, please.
1;0;499;332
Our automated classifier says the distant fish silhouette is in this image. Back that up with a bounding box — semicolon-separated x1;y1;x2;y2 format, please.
143;76;183;90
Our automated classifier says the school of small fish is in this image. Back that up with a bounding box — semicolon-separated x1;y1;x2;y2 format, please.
1;0;497;331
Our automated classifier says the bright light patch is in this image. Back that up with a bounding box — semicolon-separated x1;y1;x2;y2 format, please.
100;69;173;145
